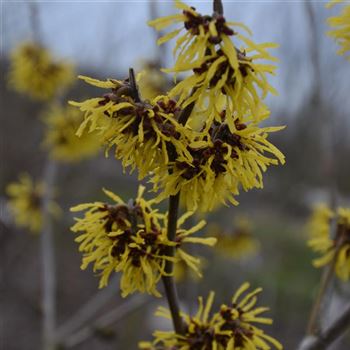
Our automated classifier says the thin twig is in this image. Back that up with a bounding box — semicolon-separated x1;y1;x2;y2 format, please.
306;261;336;335
213;0;224;15
129;68;141;103
55;276;119;341
298;303;350;350
28;2;42;43
40;160;58;350
60;295;149;348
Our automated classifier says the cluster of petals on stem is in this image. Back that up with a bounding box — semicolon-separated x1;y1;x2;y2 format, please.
307;204;350;281
152;105;285;212
148;0;279;130
139;282;282;350
70;76;192;179
70;186;216;297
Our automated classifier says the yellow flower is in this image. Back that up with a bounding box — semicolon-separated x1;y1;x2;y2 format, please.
173;256;203;283
71;186;216;297
70;76;192;179
6;173;60;233
137;60;169;100
140;282;282;350
327;1;350;60
210;217;260;260
42;104;101;162
149;0;278;129
307;204;350;281
152;106;285;212
8;42;74;100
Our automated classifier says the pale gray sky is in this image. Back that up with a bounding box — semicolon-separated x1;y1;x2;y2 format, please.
2;1;350;118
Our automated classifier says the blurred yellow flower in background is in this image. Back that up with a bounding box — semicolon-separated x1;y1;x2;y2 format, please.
42;104;100;162
210;216;260;260
71;187;216;297
327;1;350;60
140;282;282;349
6;173;60;233
307;204;350;281
8;42;74;100
137;60;169;101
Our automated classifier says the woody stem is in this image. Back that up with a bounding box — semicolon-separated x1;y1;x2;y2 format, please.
163;193;185;335
162;93;198;336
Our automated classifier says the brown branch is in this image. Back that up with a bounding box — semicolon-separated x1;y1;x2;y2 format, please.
161;89;197;336
162;193;184;335
298;303;350;350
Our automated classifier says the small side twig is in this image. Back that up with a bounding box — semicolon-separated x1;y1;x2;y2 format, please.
129;68;141;103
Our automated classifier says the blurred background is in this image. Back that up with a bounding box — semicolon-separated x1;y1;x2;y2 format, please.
1;1;350;349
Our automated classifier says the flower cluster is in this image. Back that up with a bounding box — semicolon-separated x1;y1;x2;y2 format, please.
6;173;60;233
307;204;350;281
139;282;282;350
149;0;278;129
71;186;216;297
69;0;285;213
42;104;100;162
8;42;74;100
146;0;285;211
153;106;285;211
327;1;350;60
70;76;192;179
210;217;260;260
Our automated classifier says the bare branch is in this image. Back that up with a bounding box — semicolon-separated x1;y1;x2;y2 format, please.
298;303;350;350
60;294;149;348
40;160;58;350
55;276;119;341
